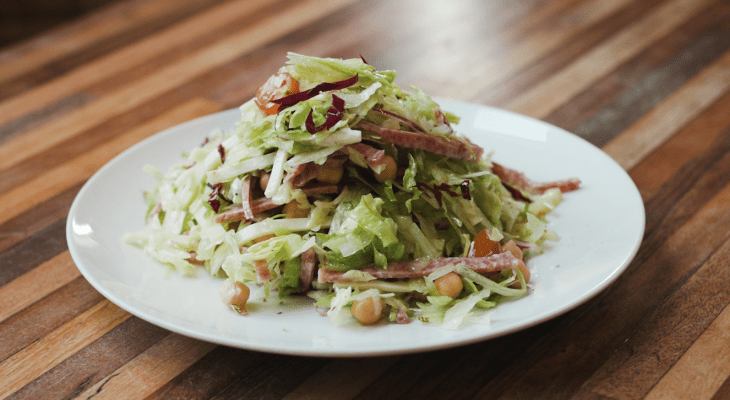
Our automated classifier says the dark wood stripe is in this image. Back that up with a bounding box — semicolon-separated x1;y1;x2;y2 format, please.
0;183;81;254
546;0;730;146
0;0;223;102
8;317;168;400
712;373;730;400
0;277;103;363
0;218;68;287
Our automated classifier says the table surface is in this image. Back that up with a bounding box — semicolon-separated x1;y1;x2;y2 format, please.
2;0;730;399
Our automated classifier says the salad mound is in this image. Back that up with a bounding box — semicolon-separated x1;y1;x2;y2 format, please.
124;53;580;328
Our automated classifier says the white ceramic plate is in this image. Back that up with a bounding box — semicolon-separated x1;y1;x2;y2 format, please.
66;99;644;357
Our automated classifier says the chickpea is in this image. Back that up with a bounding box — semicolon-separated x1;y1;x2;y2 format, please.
253;233;275;244
350;296;385;325
316;165;344;184
219;278;250;314
434;272;464;298
283;200;309;218
374;155;397;183
259;172;271;192
501;240;523;260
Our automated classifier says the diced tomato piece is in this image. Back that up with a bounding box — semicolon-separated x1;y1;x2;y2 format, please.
254;68;299;115
468;229;500;258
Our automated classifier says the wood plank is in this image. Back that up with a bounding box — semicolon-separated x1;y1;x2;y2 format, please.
73;334;215;400
0;183;80;254
629;87;730;196
478;0;664;108
644;246;730;400
603;48;730;170
8;317;168;400
0;98;222;226
0;300;130;400
544;1;730;145
0;0;212;89
0;0;223;102
576;186;730;398
0;0;280;130
504;0;712;119
0;277;103;363
0;219;68;287
423;0;637;101
0;251;79;324
281;357;399;400
0;0;356;172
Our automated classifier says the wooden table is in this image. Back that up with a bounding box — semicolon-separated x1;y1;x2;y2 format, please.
2;0;730;398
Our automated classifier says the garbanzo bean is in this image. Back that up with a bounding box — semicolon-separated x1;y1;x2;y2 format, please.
316;165;344;184
350;296;385;325
374;155;397;183
259;172;271;192
219;278;250;314
283;200;309;218
434;272;463;298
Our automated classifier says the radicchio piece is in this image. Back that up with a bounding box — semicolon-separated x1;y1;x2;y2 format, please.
371;108;425;132
305;94;346;134
416;180;471;206
207;183;226;213
502;182;531;203
218;144;226;164
271;74;358;110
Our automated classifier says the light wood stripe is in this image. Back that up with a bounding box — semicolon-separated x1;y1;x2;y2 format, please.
281;357;400;400
0;251;79;324
0;98;221;226
0;0;355;172
645;241;730;400
504;0;711;119
74;333;216;400
0;300;130;400
604;49;730;171
0;0;279;128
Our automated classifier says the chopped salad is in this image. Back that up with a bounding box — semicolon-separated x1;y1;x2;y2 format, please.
124;53;580;328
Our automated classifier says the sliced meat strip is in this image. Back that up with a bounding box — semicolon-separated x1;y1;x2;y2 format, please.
240;175;254;220
395;306;411;324
253;259;271;282
343;142;387;170
299;247;317;292
491;162;581;195
318;252;519;283
355;120;483;161
214;184;338;223
284;162;322;188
